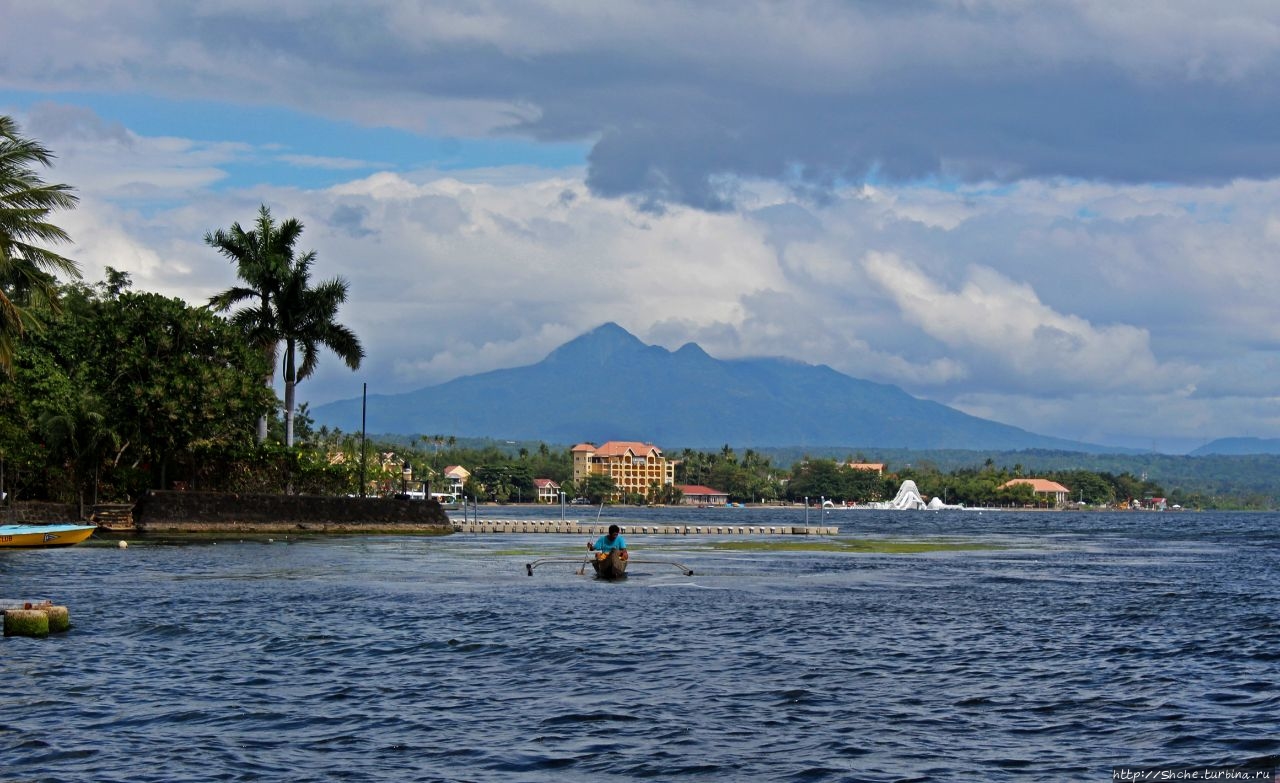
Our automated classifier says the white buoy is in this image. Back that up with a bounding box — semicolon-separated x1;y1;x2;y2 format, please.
117;540;128;549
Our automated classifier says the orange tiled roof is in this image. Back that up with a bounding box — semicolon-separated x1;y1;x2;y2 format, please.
678;484;727;496
593;441;663;457
1001;478;1070;493
533;478;559;488
570;443;597;452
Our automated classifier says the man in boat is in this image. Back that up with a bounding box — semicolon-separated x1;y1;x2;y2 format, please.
587;524;628;559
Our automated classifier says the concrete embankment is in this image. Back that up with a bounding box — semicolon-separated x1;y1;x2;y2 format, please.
454;519;838;535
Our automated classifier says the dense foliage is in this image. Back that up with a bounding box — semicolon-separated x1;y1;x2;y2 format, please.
0;273;369;511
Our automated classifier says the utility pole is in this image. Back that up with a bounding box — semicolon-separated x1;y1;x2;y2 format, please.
359;382;367;498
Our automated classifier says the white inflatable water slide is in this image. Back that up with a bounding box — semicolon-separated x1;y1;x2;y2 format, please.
866;480;963;510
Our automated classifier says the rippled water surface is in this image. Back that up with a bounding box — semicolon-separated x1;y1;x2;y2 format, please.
2;508;1278;781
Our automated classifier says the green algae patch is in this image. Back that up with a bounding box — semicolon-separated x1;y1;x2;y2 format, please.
488;547;584;557
710;537;1005;554
3;609;50;638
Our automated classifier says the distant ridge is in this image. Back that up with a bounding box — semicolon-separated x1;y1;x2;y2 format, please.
311;323;1125;453
1188;437;1280;456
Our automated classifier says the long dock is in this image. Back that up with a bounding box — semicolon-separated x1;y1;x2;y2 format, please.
453;520;838;535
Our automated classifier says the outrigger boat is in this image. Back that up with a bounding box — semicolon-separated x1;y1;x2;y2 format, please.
0;524;96;548
526;554;694;578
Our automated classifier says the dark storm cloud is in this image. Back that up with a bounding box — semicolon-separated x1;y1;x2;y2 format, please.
10;2;1280;212
555;65;1279;209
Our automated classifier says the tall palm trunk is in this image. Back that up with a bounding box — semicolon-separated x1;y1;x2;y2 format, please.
284;336;297;447
257;289;273;443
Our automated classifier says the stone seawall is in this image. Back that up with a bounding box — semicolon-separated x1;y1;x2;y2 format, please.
3;501;79;524
134;490;452;533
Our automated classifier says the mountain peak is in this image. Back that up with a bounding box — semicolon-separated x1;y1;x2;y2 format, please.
674;342;710;360
312;323;1116;453
546;322;649;365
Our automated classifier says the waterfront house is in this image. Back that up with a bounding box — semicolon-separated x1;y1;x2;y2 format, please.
534;478;561;504
999;478;1071;506
678;484;730;506
444;465;470;496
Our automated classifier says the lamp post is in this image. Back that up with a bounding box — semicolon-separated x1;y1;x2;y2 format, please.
402;461;412;496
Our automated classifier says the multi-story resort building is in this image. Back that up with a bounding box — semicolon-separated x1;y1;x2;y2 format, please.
571;441;676;500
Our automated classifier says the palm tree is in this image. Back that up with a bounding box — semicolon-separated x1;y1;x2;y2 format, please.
275;250;363;447
0;115;80;371
205;205;304;442
38;389;119;519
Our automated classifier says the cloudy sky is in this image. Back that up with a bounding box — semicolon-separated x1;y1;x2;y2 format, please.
4;1;1280;452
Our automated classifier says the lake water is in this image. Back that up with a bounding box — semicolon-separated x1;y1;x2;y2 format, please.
2;507;1277;782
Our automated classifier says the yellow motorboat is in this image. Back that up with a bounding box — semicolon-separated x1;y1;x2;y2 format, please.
0;524;96;548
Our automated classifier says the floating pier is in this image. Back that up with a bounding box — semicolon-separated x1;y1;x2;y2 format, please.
452;520;838;535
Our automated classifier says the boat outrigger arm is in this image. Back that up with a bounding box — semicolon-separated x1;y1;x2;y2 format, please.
525;557;694;576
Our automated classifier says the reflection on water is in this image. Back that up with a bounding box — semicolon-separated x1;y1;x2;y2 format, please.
2;509;1277;781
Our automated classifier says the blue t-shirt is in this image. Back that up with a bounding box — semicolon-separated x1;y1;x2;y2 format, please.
594;533;627;553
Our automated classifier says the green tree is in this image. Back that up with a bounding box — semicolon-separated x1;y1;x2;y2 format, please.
0;341;70;503
786;459;845;502
0;116;80;371
1053;470;1114;506
1;273;275;501
207;206;363;447
473;463;534;502
37;388;118;518
87;286;275;491
205;205;300;442
844;467;884;502
275;251;363;446
580;473;618;504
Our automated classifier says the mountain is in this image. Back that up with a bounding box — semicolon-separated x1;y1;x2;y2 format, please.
1188;437;1280;456
311;322;1118;452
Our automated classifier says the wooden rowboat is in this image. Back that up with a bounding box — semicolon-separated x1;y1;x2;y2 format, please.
0;524;96;548
591;550;628;580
